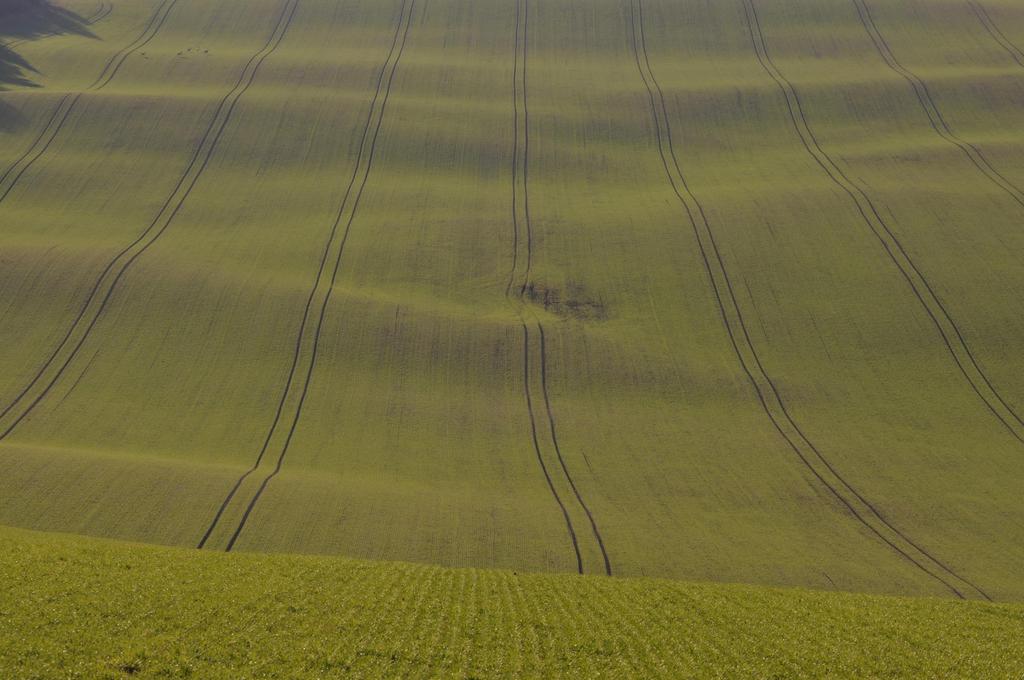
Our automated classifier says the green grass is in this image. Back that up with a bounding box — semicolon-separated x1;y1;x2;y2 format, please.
1;525;1023;678
2;0;1024;619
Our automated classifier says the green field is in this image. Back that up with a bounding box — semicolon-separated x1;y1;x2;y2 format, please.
3;0;1024;670
2;525;1023;677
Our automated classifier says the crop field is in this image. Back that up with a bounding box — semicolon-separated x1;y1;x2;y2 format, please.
3;0;1024;633
2;526;1024;677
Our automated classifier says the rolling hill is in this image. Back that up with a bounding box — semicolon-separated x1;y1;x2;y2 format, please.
2;0;1024;657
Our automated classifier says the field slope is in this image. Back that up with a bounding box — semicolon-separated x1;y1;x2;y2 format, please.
1;525;1023;678
2;0;1024;612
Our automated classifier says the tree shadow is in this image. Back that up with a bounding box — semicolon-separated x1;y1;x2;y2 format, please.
1;0;96;45
1;0;96;130
0;42;41;88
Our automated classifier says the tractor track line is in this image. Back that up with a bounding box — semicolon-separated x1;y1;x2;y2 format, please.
90;0;180;91
969;0;1024;67
197;0;412;550
217;0;418;552
744;0;1024;449
538;324;613;575
85;2;114;26
0;93;79;205
632;0;985;599
0;0;179;206
505;0;611;575
504;0;522;300
0;0;301;440
738;0;992;599
515;0;533;301
0;93;73;191
90;3;114;26
521;323;583;573
853;0;1024;211
506;0;581;574
83;1;114;25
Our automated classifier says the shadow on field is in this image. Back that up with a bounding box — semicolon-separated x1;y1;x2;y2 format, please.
0;0;95;87
0;0;95;129
0;40;35;130
0;42;38;89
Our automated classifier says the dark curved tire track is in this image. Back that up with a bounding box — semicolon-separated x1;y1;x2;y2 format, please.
0;92;72;195
849;1;1024;438
537;324;612;575
739;0;992;599
504;0;611;576
504;0;523;301
522;323;583;573
90;0;180;91
90;3;114;26
0;0;180;207
738;0;1024;447
0;0;302;440
0;93;79;205
197;0;413;549
853;0;1024;210
210;0;418;552
741;0;1024;447
629;0;987;599
506;0;583;574
969;0;1024;67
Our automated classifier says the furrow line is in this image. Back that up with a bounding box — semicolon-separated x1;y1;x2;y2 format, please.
505;0;584;573
0;0;179;207
537;324;613;575
202;0;418;552
0;92;73;195
631;0;986;599
516;0;533;301
521;323;584;573
739;0;992;599
0;0;302;440
90;3;114;26
503;0;522;300
742;0;1024;447
968;1;1024;69
505;0;611;576
853;0;1024;210
506;0;582;574
90;0;180;91
197;0;412;549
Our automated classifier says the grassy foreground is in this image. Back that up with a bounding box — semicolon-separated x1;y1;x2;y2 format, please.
0;526;1022;678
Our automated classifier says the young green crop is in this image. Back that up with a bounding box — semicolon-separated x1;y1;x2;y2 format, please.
2;526;1023;678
